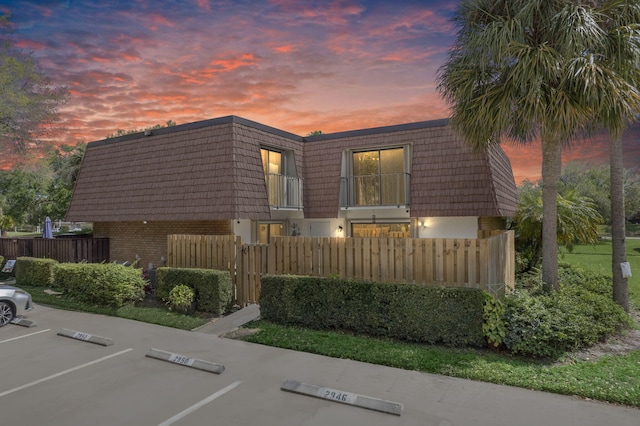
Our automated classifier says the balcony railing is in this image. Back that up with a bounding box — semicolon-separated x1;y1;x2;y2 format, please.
265;173;303;209
340;172;410;207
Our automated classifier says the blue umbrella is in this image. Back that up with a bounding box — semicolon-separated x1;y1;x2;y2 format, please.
42;216;53;239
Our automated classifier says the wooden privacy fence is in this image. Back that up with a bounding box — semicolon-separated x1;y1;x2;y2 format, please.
168;232;514;306
0;238;110;263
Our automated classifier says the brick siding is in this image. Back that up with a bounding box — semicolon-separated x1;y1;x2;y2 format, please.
93;220;231;268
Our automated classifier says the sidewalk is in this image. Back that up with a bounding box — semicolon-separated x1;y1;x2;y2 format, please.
193;303;260;335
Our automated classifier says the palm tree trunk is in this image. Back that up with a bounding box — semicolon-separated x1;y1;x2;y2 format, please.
541;135;561;292
610;134;629;312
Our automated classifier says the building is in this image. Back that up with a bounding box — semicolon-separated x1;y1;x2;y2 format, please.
66;115;518;266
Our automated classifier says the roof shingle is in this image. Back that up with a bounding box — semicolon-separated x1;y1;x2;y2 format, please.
66;116;517;222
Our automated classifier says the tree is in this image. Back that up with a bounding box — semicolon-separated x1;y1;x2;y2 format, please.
560;161;640;225
105;120;176;139
0;168;50;226
601;0;640;312
438;0;625;292
0;214;15;236
515;181;602;272
0;14;68;156
576;0;640;312
45;142;86;220
0;142;85;229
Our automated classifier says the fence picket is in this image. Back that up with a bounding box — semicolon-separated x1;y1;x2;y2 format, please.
163;232;514;306
1;238;109;264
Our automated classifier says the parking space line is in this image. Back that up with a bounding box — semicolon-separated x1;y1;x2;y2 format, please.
0;348;133;398
0;329;50;344
157;380;242;426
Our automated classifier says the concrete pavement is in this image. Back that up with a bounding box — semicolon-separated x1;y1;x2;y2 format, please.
193;303;260;336
4;287;639;425
192;304;640;426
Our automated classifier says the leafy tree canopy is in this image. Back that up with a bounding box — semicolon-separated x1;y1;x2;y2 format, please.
0;13;68;156
105;120;176;139
559;161;640;223
0;142;85;228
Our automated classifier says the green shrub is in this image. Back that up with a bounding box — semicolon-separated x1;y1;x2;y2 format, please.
166;284;195;314
15;257;58;287
483;292;506;348
155;267;232;315
260;275;486;347
53;263;145;307
504;266;632;358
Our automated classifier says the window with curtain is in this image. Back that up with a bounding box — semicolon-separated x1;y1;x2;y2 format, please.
352;147;405;206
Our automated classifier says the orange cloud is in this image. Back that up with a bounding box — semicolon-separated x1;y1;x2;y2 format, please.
209;53;259;72
274;44;295;53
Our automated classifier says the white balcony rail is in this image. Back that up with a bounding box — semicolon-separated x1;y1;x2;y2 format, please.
265;173;303;209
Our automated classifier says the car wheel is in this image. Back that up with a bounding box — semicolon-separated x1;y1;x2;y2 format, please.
0;301;14;327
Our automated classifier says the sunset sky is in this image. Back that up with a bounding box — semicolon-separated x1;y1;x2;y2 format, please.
3;0;639;182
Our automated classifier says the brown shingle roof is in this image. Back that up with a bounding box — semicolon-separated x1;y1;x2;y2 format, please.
66;116;517;222
66;116;303;222
303;119;517;218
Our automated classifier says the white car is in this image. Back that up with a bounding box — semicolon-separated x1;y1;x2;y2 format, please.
0;285;34;327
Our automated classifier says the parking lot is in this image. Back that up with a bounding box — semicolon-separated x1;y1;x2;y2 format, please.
2;304;639;426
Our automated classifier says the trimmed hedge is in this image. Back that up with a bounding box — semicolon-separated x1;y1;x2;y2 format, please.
260;275;486;347
503;266;633;358
53;263;145;307
15;257;58;287
155;267;233;315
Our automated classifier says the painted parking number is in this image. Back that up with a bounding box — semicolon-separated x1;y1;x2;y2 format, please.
73;332;92;341
318;387;356;404
168;354;195;366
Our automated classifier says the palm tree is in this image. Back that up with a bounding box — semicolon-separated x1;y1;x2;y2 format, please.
592;0;640;312
438;0;619;292
516;184;603;271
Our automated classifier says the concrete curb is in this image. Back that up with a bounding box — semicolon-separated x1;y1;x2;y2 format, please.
281;379;403;416
145;348;225;374
10;317;36;327
57;328;114;346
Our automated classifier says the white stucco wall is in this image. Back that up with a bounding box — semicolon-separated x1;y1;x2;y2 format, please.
417;217;478;239
235;216;479;242
290;219;345;238
232;219;253;243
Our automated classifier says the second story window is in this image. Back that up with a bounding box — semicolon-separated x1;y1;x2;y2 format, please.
261;148;282;176
341;147;410;207
261;147;303;209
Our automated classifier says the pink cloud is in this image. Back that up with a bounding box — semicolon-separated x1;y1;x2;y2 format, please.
138;12;176;31
195;0;211;11
15;38;47;50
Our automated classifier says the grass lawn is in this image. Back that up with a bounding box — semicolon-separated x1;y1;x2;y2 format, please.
17;283;210;330
239;240;640;408
4;231;39;237
242;321;640;407
560;238;640;308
